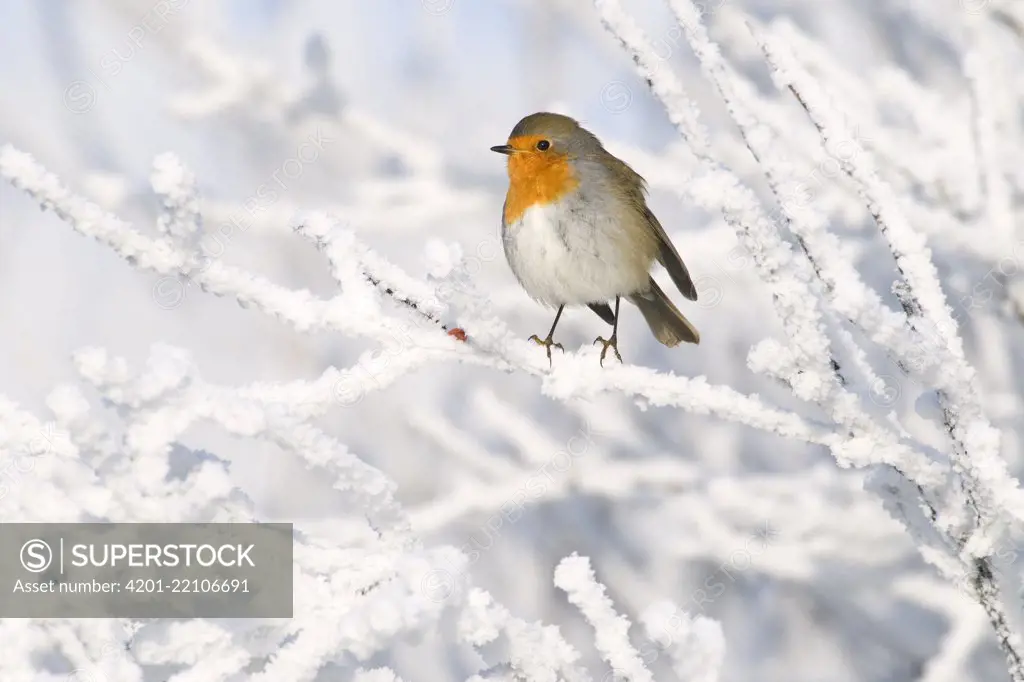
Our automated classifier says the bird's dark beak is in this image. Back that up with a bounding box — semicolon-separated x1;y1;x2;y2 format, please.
490;144;514;155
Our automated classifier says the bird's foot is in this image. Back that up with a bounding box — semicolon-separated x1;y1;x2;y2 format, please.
529;333;564;366
593;334;622;367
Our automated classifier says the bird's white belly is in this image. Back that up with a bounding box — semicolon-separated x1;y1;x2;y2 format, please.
503;201;651;306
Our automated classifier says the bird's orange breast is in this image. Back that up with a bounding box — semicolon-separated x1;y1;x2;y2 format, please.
502;135;580;225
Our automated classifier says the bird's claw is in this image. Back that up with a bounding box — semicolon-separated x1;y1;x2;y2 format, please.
593;335;622;367
529;334;564;366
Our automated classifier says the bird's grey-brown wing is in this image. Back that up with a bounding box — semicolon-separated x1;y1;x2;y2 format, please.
642;205;697;301
602;152;699;302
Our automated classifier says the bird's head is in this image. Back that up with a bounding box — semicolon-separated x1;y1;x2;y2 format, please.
490;112;603;179
491;113;609;223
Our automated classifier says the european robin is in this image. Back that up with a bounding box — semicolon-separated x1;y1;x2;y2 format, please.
491;112;700;365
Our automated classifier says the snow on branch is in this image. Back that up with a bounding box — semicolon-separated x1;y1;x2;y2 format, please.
594;0;1024;678
458;587;591;682
752;20;1024;539
0;145;883;457
0;338;629;680
593;0;950;525
553;555;725;682
151;151;202;247
554;554;655;682
640;600;724;682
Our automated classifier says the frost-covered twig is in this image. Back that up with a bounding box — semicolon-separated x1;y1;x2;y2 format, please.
640;601;723;682
754;15;1024;542
594;0;949;534
458;588;592;682
151;151;202;248
594;0;1024;679
554;554;655;682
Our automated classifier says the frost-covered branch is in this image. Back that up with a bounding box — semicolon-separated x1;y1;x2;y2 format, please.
594;0;1024;678
1;145;888;451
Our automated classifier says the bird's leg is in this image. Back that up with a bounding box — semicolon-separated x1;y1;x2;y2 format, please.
529;305;565;366
594;296;623;366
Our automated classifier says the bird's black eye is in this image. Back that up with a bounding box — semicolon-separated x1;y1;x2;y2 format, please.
536;140;550;151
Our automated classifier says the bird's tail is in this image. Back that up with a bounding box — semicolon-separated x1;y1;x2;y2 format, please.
628;278;700;347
